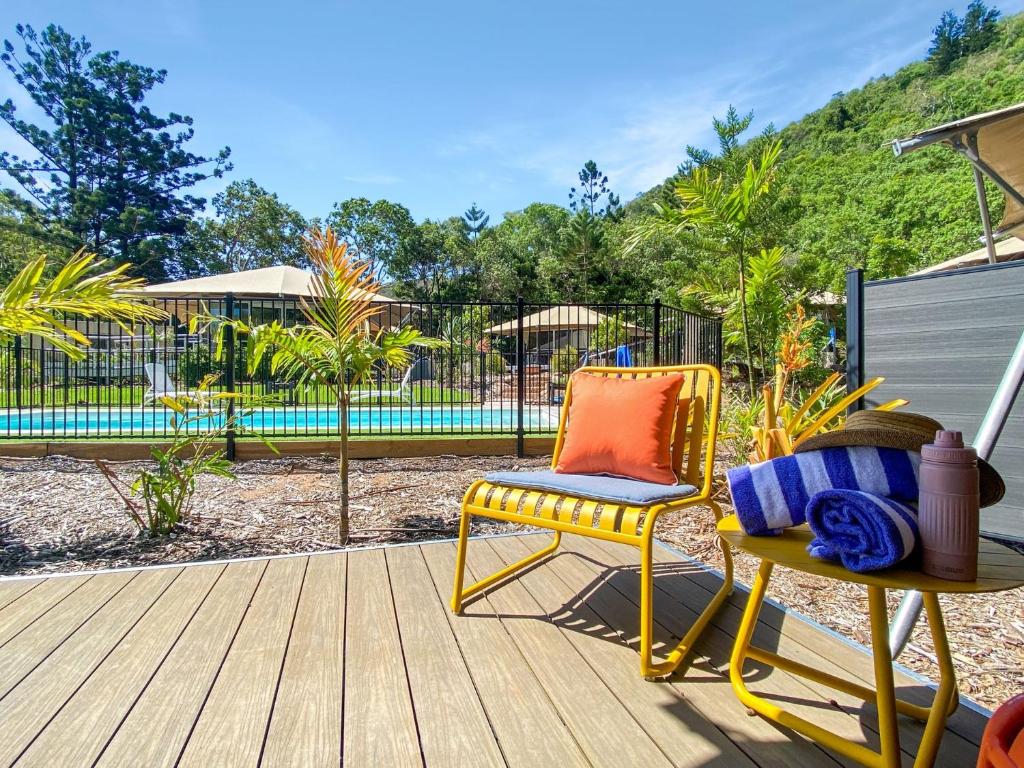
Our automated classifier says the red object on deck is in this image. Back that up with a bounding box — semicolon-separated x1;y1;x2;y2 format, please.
979;694;1024;768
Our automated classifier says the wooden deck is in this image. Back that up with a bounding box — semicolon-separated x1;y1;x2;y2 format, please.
0;533;988;767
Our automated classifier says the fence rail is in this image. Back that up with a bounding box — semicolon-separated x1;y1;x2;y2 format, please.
0;296;722;451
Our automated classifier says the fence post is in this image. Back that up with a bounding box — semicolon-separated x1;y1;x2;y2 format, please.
845;269;865;413
516;296;525;458
224;293;237;460
13;336;22;410
652;298;662;366
478;350;487;403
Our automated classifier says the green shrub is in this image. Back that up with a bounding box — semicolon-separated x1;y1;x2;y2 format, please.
591;317;629;352
458;351;506;381
551;345;579;376
179;343;214;387
129;443;235;535
97;377;276;536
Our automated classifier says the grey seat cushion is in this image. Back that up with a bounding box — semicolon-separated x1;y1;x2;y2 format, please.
484;470;698;505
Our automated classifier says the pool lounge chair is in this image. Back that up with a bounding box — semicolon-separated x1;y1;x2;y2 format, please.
450;364;733;678
351;357;433;406
142;362;202;404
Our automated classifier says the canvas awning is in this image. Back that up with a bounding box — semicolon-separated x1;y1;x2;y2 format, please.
129;265;399;302
912;235;1024;275
483;306;646;336
893;102;1024;261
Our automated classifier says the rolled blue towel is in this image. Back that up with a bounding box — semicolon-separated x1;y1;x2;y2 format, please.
806;490;920;573
726;446;920;535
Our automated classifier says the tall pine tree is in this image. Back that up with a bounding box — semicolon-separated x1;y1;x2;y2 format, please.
0;24;231;278
462;202;489;241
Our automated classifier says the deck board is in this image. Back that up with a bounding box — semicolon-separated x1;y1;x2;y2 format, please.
179;556;308;768
342;548;423;768
0;567;182;765
420;540;592;767
540;536;844;768
582;535;984;766
644;538;992;744
0;571;135;699
261;554;346;768
489;534;759;768
0;533;989;768
96;559;267;768
0;578;43;612
0;574;91;647
14;565;221;768
386;545;506;768
463;536;674;767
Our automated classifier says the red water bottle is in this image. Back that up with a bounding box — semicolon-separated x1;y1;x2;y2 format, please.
919;430;980;581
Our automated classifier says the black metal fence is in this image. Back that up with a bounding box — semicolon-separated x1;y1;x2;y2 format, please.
0;296;721;447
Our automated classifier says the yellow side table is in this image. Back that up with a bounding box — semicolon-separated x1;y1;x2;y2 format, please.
717;514;1024;768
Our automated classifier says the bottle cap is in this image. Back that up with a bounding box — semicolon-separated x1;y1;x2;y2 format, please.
922;429;977;464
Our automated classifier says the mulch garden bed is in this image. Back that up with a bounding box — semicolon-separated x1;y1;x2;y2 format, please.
1;452;1021;711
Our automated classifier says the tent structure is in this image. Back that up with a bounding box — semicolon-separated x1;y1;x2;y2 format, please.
893;101;1024;262
912;235;1024;275
888;103;1024;657
130;265;398;303
483;306;645;336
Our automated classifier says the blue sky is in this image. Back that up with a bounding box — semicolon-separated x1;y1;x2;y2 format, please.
2;0;1023;224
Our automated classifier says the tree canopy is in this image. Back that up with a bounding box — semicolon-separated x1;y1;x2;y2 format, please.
0;24;230;279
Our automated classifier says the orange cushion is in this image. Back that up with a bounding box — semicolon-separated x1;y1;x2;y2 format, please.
555;372;686;485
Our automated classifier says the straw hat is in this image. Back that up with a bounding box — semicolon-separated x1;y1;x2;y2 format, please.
795;410;1005;508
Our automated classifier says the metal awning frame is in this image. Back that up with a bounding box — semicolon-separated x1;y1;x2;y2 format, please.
893;109;1024;264
888;111;1024;657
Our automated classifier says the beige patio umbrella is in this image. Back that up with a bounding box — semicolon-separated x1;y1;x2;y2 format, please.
125;265;416;326
128;265;399;302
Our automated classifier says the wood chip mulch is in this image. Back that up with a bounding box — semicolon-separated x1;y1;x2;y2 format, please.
0;452;1021;712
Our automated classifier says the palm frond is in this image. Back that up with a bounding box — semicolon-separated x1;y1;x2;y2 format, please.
0;249;168;360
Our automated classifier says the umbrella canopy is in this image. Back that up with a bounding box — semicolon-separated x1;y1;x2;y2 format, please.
483;306;646;336
128;265;399;302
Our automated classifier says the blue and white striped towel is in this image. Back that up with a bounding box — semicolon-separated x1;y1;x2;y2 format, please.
806;490;920;572
725;446;920;535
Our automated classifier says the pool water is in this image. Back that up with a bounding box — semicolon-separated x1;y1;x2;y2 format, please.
0;405;549;437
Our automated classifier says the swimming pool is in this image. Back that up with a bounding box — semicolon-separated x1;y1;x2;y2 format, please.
0;404;554;438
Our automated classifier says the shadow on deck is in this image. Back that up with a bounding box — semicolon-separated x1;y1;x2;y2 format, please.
0;533;988;767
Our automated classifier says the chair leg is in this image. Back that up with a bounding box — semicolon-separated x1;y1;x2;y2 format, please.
450;505;472;613
639;501;735;678
451;508;561;614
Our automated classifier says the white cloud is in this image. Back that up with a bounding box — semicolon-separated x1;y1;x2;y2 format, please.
437;68;763;200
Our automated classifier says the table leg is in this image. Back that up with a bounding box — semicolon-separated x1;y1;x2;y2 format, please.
867;586;902;768
913;593;959;768
729;560;773;698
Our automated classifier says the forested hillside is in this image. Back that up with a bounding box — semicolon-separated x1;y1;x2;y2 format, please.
776;10;1024;290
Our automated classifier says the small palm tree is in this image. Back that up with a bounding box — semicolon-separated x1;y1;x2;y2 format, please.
628;140;782;398
199;227;443;543
0;249;168;356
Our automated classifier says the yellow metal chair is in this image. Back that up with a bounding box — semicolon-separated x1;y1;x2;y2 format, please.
450;364;733;678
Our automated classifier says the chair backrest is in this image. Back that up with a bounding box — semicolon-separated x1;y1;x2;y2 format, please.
550;364;722;497
143;362;175;394
406;356;434;384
